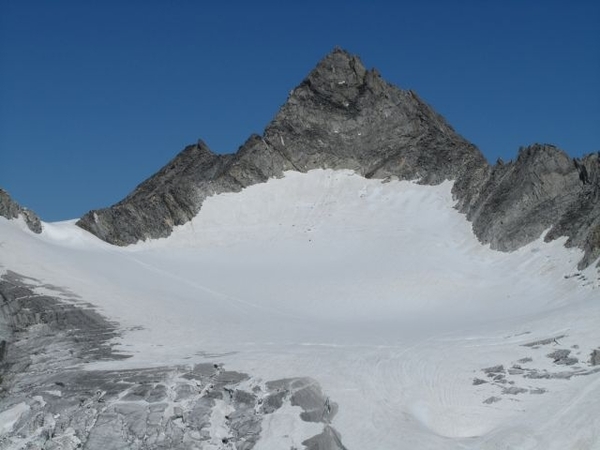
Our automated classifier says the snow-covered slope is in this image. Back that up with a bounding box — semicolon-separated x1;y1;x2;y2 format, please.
1;169;600;449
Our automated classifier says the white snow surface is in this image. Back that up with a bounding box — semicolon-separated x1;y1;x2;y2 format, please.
1;169;600;449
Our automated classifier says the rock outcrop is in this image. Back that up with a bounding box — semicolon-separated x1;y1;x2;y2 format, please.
0;271;346;449
544;151;600;268
76;48;600;268
0;189;42;234
465;145;600;268
77;48;488;245
75;142;235;245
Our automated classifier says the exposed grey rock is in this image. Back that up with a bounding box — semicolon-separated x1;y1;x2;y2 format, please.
74;48;600;269
517;357;533;364
544;152;600;268
0;270;126;387
263;48;486;191
0;189;42;233
464;145;600;268
466;145;577;251
77;48;487;246
574;367;600;377
76;141;240;245
266;377;338;424
524;370;574;380
472;378;487;385
482;365;505;374
260;390;286;414
590;349;600;366
302;425;348;450
493;374;507;382
522;335;565;347
529;388;547;395
0;270;348;450
502;386;528;395
547;349;571;360
483;396;501;404
547;349;579;365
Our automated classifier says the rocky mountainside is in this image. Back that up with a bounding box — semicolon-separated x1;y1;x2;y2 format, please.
76;48;487;244
467;145;600;268
70;48;599;268
0;189;42;234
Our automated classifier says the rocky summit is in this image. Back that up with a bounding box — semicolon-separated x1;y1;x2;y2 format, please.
75;48;600;267
75;48;486;245
1;48;600;449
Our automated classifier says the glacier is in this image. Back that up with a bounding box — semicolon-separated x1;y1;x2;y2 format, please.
1;169;600;449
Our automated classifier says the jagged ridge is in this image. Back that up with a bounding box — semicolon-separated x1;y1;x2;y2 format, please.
466;145;600;268
76;48;487;244
75;48;600;268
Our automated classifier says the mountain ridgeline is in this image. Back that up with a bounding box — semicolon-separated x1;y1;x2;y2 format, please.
71;48;600;268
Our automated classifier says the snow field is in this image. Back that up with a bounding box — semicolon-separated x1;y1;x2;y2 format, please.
1;169;599;449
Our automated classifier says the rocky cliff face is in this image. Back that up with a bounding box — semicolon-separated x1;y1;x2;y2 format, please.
467;144;576;250
0;189;42;234
77;48;488;245
463;145;600;268
76;48;600;268
543;151;600;268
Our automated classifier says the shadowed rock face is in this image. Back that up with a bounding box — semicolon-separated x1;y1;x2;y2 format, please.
75;48;600;268
0;189;42;234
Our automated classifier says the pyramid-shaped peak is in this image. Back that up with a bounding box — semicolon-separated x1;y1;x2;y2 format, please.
298;48;388;110
316;47;366;73
306;48;368;93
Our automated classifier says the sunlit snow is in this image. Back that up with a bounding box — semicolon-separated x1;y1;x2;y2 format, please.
1;169;599;449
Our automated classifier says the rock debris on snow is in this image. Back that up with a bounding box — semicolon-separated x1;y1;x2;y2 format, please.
0;271;347;450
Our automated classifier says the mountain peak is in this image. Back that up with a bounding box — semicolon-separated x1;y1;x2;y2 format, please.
75;49;599;268
77;48;488;245
265;48;484;182
302;48;384;109
308;48;367;85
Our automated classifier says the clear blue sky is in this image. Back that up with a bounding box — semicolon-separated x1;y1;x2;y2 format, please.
1;1;599;221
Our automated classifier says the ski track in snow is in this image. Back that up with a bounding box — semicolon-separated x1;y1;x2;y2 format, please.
1;169;600;449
